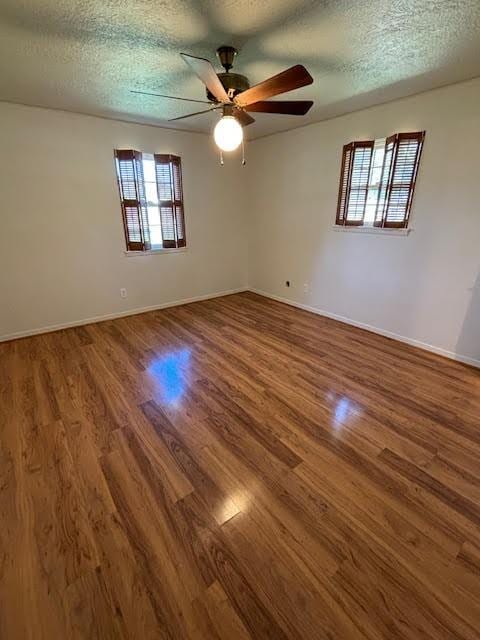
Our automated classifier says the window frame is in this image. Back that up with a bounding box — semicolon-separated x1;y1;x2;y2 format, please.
335;131;425;231
114;149;187;253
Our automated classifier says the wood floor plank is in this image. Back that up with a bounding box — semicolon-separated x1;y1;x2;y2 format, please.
199;441;340;576
140;400;241;525
64;566;125;639
100;446;191;639
192;580;251;640
1;292;479;638
221;509;373;640
90;510;161;639
20;418;100;591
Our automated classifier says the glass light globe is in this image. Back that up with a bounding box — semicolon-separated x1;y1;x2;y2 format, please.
214;116;243;152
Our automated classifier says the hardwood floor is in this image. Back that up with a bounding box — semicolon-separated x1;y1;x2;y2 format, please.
1;291;480;639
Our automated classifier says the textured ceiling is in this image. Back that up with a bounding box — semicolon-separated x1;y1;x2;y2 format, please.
1;0;480;139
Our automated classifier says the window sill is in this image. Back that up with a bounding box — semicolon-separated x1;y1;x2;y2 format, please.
332;225;412;236
124;247;187;257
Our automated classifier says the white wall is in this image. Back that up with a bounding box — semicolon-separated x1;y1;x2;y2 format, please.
247;78;480;366
0;103;248;339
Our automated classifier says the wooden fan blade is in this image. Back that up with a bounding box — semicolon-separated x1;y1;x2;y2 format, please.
234;108;255;126
245;100;313;115
234;65;313;107
130;90;212;105
180;53;230;104
168;106;221;122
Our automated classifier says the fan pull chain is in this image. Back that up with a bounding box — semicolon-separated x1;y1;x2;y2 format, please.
218;146;246;166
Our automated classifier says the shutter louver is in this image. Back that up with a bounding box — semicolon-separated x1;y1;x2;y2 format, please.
154;154;186;249
336;141;374;226
115;150;149;251
375;131;425;228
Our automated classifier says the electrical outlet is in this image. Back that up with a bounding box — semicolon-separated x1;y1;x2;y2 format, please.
285;280;291;288
120;288;127;298
303;283;310;293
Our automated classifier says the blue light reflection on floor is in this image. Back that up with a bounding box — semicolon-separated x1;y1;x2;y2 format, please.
334;397;352;425
326;393;362;432
147;348;191;405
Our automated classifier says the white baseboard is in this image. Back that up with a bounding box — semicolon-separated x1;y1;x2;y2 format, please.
0;287;248;343
249;288;480;370
3;286;479;370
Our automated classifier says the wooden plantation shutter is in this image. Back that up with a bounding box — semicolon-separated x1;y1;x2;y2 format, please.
172;157;186;247
336;143;353;225
336;141;374;226
347;141;374;225
154;154;186;248
374;134;396;226
375;131;425;228
115;150;150;251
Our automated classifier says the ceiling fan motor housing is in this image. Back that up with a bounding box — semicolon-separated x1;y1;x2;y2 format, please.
207;73;250;102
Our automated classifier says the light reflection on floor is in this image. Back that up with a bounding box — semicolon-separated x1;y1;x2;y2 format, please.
218;490;250;524
326;392;362;431
334;397;352;425
147;348;191;405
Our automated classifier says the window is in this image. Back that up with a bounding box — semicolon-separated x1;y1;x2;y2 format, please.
335;131;425;229
115;150;186;251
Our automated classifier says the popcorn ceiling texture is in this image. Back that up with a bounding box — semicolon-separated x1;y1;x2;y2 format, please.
1;0;479;138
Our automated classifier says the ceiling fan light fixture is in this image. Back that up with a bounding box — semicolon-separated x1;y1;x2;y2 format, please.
139;49;314;151
213;115;243;152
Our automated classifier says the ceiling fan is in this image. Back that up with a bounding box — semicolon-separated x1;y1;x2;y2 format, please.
132;46;314;152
